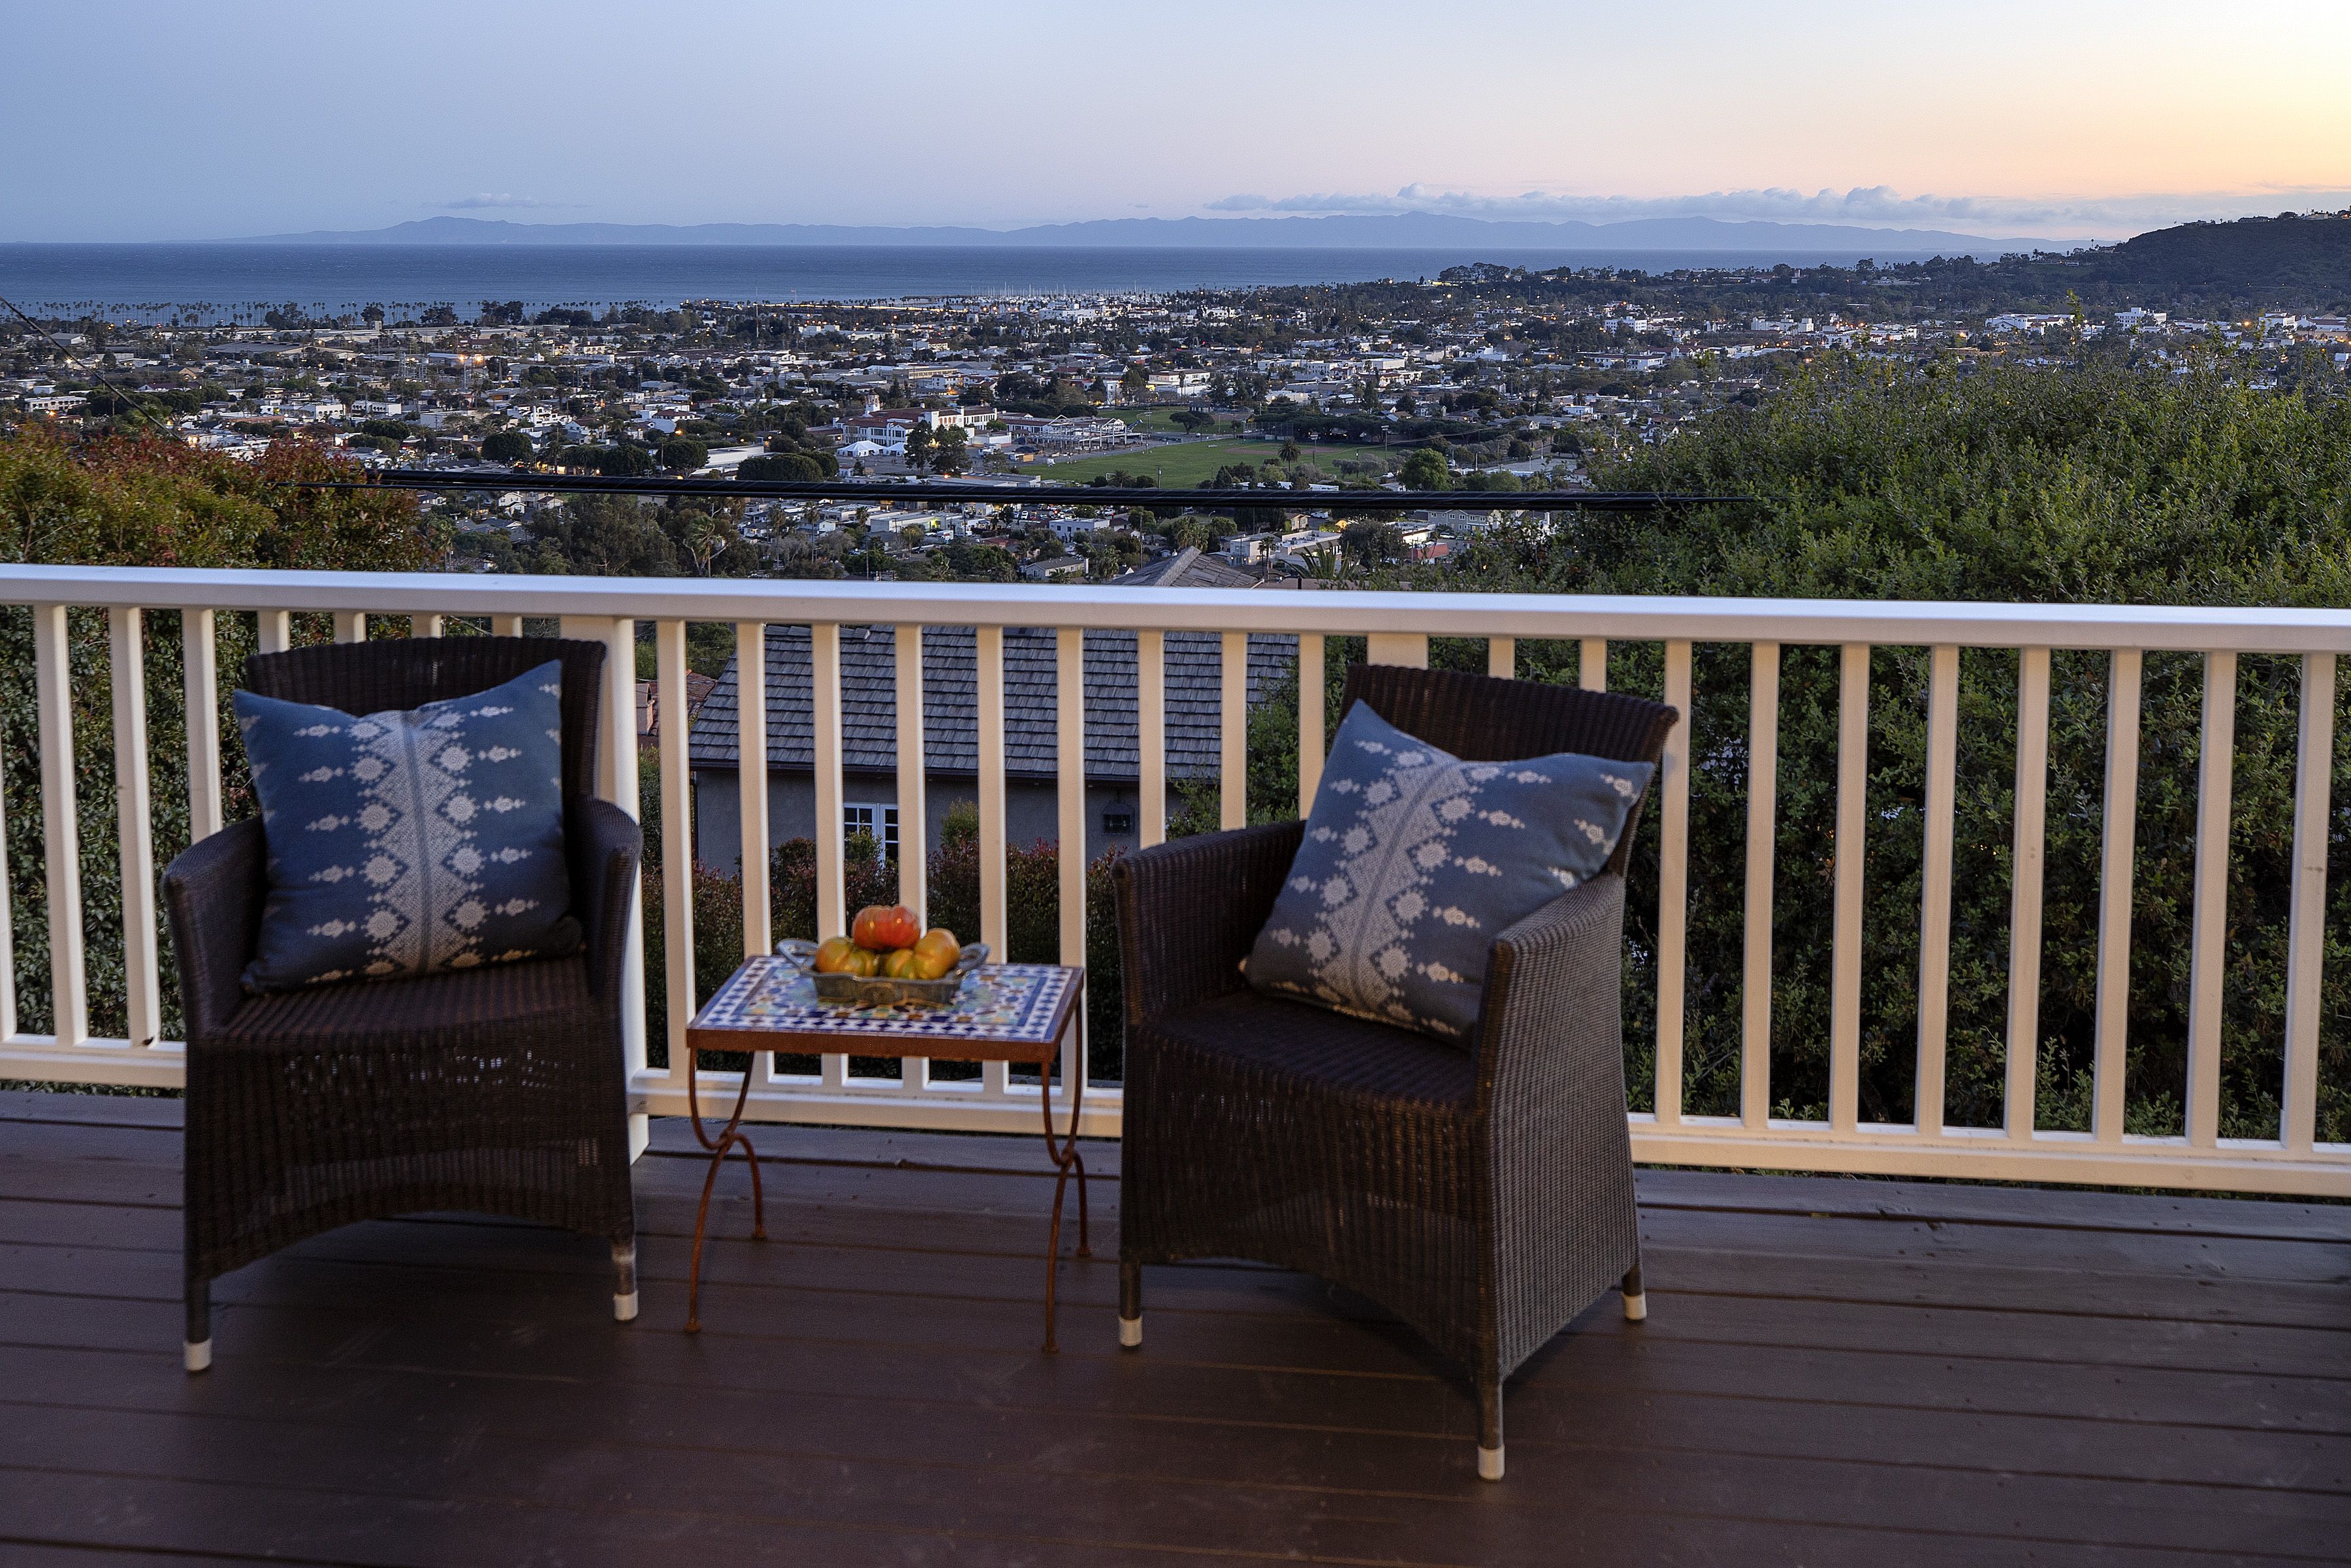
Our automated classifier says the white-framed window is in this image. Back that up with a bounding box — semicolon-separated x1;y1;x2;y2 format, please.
844;803;899;861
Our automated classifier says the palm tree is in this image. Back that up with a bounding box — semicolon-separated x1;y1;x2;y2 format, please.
1296;544;1362;583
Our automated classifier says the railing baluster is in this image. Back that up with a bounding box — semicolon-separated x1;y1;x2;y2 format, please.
2186;651;2237;1148
1915;644;1959;1135
977;626;1010;1096
1138;628;1166;848
1487;635;1514;680
598;616;647;1155
108;609;161;1049
181;609;222;842
1365;632;1428;667
1830;643;1869;1132
2282;652;2335;1154
334;611;366;643
897;623;929;1091
562;616;647;1147
658;619;696;1089
810;621;846;1091
2093;649;2143;1145
736;622;771;957
1742;641;1779;1128
417;614;445;638
1296;632;1324;816
2005;647;2051;1142
1580;638;1607;692
0;712;13;1042
1219;630;1247;831
493;615;524;637
257;609;291;654
1654;639;1691;1125
1057;628;1087;1095
33;605;88;1049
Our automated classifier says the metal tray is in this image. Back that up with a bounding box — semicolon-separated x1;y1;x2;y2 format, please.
775;938;991;1008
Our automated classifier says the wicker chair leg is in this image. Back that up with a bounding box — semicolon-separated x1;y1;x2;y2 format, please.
184;1277;212;1373
1622;1262;1648;1322
1117;1258;1142;1348
613;1237;640;1322
1476;1374;1504;1481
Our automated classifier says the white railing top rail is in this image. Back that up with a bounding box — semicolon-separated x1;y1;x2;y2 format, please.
6;562;2351;652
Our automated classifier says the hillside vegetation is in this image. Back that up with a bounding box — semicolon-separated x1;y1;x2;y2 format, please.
1442;358;2351;1143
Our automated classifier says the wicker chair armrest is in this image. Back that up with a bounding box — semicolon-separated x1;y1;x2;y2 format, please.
566;796;643;1005
1473;873;1631;1103
160;818;268;1042
1113;820;1305;1021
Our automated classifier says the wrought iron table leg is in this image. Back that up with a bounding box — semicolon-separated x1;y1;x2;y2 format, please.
684;1046;765;1335
1038;1014;1089;1353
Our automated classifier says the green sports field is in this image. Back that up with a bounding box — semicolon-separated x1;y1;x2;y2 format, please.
1030;437;1377;487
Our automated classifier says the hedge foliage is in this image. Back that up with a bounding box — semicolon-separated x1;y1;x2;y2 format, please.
0;430;435;1044
1435;357;2351;1141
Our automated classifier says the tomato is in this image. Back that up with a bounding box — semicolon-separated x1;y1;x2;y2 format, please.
812;936;863;974
841;944;882;978
880;947;923;980
852;903;921;952
909;927;962;980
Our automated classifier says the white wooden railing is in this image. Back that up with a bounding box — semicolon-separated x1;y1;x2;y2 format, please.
2;564;2346;1196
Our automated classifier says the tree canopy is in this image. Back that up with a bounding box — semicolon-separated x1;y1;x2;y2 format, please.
1439;356;2351;1143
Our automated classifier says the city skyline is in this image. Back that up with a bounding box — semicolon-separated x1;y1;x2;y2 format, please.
8;0;2348;244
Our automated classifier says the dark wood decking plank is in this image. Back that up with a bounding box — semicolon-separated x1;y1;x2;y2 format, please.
0;1088;182;1130
6;1184;2346;1378
0;1368;2341;1564
1635;1204;2351;1285
1635;1168;2351;1243
5;1098;2346;1565
15;1192;2336;1383
25;1096;2337;1245
7;1279;2343;1499
188;1240;2351;1434
0;1546;298;1568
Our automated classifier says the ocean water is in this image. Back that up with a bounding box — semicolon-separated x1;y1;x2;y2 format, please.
0;243;1931;319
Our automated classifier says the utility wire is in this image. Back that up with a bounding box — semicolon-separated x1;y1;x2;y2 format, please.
0;291;179;433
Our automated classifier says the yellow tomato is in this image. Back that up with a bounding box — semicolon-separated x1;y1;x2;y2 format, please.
909;927;962;980
880;947;923;980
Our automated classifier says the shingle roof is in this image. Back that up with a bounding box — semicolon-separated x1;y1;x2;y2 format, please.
1107;547;1259;590
688;624;1298;784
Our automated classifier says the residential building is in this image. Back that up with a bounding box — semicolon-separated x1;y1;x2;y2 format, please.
685;624;1297;872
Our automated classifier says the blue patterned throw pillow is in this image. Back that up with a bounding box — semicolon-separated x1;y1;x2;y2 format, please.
1247;703;1652;1042
235;661;579;991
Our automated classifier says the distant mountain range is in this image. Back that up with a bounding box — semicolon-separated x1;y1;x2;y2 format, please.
234;211;2051;257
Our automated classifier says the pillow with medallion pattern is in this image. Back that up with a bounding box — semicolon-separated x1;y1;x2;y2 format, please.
1247;701;1651;1042
234;660;579;992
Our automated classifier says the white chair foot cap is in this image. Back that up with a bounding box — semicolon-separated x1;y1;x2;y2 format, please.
184;1339;212;1373
1477;1444;1505;1481
614;1290;639;1323
1623;1290;1647;1322
1118;1315;1142;1349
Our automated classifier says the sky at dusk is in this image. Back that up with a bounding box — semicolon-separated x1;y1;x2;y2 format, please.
7;0;2348;244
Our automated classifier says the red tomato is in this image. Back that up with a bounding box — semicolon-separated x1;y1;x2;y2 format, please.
852;903;921;952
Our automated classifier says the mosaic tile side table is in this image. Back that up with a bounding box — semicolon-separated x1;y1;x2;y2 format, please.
682;956;1090;1349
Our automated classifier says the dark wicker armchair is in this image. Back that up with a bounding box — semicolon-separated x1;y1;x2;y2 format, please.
1113;664;1677;1481
163;636;643;1373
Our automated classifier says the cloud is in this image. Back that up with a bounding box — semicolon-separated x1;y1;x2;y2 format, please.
1199;184;2351;240
436;193;576;211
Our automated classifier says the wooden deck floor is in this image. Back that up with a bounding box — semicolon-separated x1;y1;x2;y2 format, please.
1;1089;2346;1567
